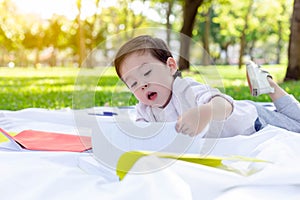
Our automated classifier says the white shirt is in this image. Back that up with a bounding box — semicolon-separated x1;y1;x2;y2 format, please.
136;77;258;137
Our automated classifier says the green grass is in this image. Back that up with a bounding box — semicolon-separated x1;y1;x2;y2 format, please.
0;65;299;111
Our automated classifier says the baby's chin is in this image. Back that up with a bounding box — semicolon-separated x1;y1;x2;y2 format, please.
149;100;169;109
149;104;163;108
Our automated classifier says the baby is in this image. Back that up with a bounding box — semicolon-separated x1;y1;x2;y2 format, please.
113;35;300;137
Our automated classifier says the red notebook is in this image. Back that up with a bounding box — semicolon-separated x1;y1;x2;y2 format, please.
0;128;91;152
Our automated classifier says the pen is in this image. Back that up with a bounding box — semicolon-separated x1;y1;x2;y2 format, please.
88;111;118;116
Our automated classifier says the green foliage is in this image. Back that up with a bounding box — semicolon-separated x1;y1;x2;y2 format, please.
192;0;292;64
0;65;299;111
0;0;294;68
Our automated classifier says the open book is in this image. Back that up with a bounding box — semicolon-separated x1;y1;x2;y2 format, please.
0;128;91;152
116;151;270;180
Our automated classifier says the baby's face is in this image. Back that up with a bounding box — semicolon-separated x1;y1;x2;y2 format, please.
120;52;177;108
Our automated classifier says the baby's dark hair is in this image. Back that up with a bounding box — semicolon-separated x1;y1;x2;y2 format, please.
114;35;180;79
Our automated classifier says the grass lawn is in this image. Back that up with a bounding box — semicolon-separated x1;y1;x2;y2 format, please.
0;64;299;111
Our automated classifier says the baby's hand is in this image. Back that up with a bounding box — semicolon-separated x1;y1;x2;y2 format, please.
175;105;211;137
175;108;201;136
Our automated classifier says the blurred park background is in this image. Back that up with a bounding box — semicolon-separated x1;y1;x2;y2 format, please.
0;0;300;110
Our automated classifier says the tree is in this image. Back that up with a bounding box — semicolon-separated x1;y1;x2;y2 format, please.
83;0;105;67
0;0;23;66
44;16;65;66
150;0;176;46
76;0;86;67
178;0;204;70
115;0;146;39
211;1;237;65
195;2;213;65
165;0;175;46
274;0;289;64
237;0;253;69
22;19;48;67
285;0;300;81
250;0;291;65
202;7;211;65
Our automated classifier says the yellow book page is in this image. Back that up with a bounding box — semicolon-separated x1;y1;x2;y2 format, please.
117;151;269;180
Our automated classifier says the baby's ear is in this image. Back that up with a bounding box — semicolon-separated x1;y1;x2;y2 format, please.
166;57;178;75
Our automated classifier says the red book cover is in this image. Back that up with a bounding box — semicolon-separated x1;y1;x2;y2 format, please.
0;128;91;152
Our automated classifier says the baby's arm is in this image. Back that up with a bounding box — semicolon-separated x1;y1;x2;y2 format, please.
175;96;233;136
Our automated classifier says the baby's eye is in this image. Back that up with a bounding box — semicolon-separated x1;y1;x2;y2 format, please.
130;82;137;88
144;70;151;76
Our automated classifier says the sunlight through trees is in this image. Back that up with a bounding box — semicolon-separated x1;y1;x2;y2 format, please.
0;0;299;79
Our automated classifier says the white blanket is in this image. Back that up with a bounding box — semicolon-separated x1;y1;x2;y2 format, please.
0;108;300;200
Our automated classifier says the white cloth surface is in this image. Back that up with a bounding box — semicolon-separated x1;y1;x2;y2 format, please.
0;108;300;200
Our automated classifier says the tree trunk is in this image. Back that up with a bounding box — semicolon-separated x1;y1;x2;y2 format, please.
34;48;40;68
0;49;4;66
77;20;86;67
221;43;230;65
34;35;42;68
166;0;174;46
76;0;86;68
249;39;255;61
276;21;283;64
178;0;204;70
225;45;229;65
202;7;211;66
284;0;300;81
238;0;253;69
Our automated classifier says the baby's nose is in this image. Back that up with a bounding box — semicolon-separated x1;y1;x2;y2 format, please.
141;84;148;90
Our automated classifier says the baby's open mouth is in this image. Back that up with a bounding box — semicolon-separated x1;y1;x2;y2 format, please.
147;92;157;100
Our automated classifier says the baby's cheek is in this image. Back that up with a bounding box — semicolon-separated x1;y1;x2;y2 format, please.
134;91;145;102
162;78;174;90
